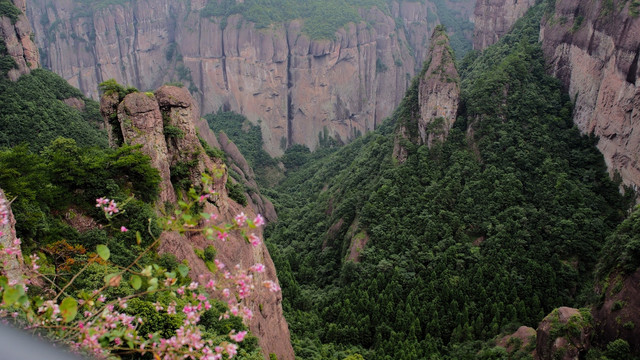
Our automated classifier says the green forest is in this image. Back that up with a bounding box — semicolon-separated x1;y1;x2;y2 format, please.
2;0;640;359
0;66;263;358
200;0;473;55
249;4;639;359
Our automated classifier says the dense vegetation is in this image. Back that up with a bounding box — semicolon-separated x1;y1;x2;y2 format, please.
264;4;631;359
0;68;107;150
0;67;263;359
432;0;475;58
205;111;276;172
201;0;391;39
0;37;16;77
0;0;21;24
201;0;473;50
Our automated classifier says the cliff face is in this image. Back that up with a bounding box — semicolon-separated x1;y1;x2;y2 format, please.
0;0;38;80
540;0;640;189
418;27;460;147
100;85;294;359
27;0;441;155
473;0;536;50
0;188;24;284
394;27;459;162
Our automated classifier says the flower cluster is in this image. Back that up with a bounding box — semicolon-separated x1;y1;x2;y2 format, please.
96;198;120;216
0;196;9;237
0;190;280;360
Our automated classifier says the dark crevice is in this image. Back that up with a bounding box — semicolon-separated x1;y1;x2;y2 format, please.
626;46;639;85
285;25;293;148
132;12;141;89
220;21;229;91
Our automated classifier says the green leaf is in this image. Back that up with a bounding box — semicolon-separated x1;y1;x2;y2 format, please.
135;231;142;245
130;275;142;290
147;277;158;292
177;264;190;278
141;266;152;277
2;286;23;306
205;260;216;273
96;244;110;261
60;297;78;323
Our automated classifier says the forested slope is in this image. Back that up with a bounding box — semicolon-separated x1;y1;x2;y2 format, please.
265;4;631;359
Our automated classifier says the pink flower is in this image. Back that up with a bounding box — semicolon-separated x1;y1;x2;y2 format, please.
120;226;128;232
205;279;216;289
253;214;265;227
225;343;238;358
250;263;266;273
235;212;247;226
262;280;281;292
217;232;229;241
229;330;247;342
249;233;261;247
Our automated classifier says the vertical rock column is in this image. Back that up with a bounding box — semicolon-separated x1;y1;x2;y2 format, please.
0;0;39;80
0;188;24;285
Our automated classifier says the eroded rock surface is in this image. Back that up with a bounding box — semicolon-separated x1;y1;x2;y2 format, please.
593;269;640;354
27;0;441;154
101;86;294;359
0;0;39;80
473;0;537;50
394;27;460;162
540;0;640;189
536;307;592;360
0;188;23;284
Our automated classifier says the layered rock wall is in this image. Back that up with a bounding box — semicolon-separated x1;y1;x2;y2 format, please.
473;0;536;50
418;27;460;147
27;0;441;154
101;86;293;359
394;27;460;162
540;0;640;189
0;0;38;80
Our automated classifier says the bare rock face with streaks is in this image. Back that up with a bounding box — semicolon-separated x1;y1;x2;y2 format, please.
27;0;441;155
0;188;24;285
473;0;537;50
100;85;294;359
540;0;640;189
418;27;460;147
394;27;460;162
0;0;39;80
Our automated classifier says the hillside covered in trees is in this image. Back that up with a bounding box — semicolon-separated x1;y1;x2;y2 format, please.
262;4;638;359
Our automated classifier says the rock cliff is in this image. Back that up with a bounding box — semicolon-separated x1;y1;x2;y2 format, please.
473;0;536;50
0;188;24;285
27;0;442;155
540;0;640;189
100;85;293;359
394;26;459;162
536;307;592;360
0;0;38;80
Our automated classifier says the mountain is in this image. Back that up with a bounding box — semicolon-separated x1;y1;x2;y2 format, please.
265;5;629;358
25;0;475;155
99;84;294;358
0;0;38;80
1;2;292;357
474;0;640;190
540;0;640;190
472;0;536;50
